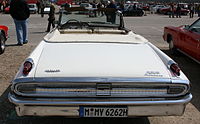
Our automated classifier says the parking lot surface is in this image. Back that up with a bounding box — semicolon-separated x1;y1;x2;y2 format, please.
0;13;200;124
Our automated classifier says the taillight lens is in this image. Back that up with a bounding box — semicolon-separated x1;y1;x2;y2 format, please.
23;61;33;75
170;63;180;76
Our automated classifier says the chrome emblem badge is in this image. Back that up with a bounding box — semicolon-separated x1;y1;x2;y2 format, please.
96;83;111;96
145;71;163;77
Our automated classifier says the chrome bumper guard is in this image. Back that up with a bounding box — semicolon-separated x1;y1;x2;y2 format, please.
8;93;192;117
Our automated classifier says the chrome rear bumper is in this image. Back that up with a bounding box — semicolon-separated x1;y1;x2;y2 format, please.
8;93;192;117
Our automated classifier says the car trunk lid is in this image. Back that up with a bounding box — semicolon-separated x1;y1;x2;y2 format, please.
35;42;170;79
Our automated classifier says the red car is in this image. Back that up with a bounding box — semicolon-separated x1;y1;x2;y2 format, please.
159;7;189;15
56;0;73;6
4;6;10;14
142;5;149;11
0;25;8;54
163;18;200;64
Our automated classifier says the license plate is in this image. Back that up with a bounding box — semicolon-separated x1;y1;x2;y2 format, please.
80;106;128;117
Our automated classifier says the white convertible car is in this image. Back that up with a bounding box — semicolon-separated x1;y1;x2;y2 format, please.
9;7;192;117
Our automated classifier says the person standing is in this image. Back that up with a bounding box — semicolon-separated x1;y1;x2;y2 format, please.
189;4;195;18
132;3;137;10
198;5;200;17
176;4;181;18
40;2;44;17
91;1;97;17
10;0;30;46
36;1;40;14
169;3;174;18
106;0;117;24
101;3;105;16
46;3;55;32
119;2;124;12
2;0;7;12
97;2;101;16
191;5;195;18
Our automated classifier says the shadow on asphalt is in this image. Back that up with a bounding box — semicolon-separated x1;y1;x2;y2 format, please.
1;88;150;124
162;49;200;112
5;44;20;47
5;117;150;124
30;32;46;34
0;86;15;123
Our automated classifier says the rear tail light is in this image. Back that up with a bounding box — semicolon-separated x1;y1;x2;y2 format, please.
23;60;33;75
170;63;180;76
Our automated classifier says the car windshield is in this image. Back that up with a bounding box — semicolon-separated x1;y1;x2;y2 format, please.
80;4;90;8
190;19;200;34
59;7;123;29
28;5;35;8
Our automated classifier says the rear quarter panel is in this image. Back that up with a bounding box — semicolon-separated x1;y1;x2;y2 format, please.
147;42;189;81
14;41;45;79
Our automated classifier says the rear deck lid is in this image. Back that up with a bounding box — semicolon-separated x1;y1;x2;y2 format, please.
35;42;170;79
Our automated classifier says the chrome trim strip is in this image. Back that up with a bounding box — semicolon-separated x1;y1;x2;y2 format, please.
44;40;139;44
13;82;189;98
12;77;189;84
8;93;192;106
172;79;190;85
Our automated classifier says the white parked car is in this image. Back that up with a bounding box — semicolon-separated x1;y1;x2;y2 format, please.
152;5;166;13
28;4;38;14
43;5;50;14
79;3;93;14
80;3;93;9
8;8;192;117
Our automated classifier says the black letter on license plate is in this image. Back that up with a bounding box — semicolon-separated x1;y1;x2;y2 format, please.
95;109;100;116
85;109;89;116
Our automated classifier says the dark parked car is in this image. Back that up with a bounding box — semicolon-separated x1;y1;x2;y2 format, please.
123;5;144;16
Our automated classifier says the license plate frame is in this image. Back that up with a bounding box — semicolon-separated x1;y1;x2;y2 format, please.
79;106;128;117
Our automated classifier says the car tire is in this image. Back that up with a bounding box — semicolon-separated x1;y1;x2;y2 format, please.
0;32;6;54
168;37;178;55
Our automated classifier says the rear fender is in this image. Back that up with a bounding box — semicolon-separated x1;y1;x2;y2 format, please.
147;42;188;80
